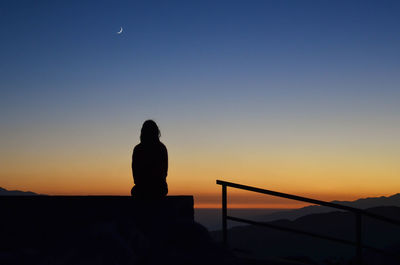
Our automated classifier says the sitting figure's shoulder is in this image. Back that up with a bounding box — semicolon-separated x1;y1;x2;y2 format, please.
133;143;143;152
159;141;167;149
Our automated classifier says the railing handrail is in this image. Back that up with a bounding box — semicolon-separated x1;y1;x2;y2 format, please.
216;180;400;226
216;179;400;264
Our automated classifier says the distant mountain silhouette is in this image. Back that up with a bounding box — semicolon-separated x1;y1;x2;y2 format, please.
256;193;400;222
0;187;40;196
212;206;400;264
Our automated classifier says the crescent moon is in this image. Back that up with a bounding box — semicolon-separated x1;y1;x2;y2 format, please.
117;27;123;34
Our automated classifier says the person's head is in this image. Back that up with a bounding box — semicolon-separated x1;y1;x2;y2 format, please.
140;120;160;143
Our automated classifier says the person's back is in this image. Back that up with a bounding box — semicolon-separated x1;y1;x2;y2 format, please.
131;120;168;198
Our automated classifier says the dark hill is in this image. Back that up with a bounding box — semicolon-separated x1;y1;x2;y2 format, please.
212;206;400;264
0;187;40;196
256;193;400;222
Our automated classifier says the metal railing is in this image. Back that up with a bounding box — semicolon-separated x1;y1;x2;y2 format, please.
216;180;400;265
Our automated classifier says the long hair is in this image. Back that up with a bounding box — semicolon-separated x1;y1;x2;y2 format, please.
140;120;161;144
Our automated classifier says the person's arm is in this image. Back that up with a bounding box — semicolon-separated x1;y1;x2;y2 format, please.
162;144;168;178
131;147;137;184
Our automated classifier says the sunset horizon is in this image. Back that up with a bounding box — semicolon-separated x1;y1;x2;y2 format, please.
1;1;399;210
1;184;398;209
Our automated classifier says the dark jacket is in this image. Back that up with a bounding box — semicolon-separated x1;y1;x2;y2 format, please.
131;141;168;197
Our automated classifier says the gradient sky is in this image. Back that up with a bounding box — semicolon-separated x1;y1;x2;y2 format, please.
1;0;399;208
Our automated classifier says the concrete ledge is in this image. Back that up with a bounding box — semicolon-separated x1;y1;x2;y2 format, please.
1;195;194;249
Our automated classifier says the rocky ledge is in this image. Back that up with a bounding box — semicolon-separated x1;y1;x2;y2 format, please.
0;196;236;265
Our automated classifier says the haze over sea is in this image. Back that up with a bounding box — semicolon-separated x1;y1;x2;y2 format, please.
194;208;286;231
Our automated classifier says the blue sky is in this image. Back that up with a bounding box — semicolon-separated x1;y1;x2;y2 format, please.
2;0;400;122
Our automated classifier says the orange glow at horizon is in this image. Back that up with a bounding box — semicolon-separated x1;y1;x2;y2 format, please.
1;118;399;208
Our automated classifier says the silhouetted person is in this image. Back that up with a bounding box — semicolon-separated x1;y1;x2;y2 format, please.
131;120;168;199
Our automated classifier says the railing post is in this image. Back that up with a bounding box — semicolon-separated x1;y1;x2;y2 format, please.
222;184;227;245
356;213;362;265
